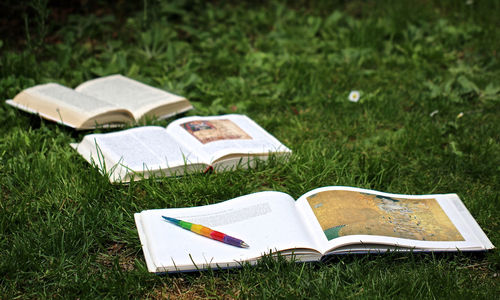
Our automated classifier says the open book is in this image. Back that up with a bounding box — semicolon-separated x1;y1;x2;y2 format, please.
134;186;494;273
6;74;192;129
71;114;291;183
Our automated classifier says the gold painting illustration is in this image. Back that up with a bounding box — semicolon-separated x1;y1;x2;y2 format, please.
180;119;252;144
307;190;464;241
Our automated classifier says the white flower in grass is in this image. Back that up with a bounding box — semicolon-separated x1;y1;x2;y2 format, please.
348;90;360;102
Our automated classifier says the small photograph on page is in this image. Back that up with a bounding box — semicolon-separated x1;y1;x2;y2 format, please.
307;190;464;242
180;119;252;144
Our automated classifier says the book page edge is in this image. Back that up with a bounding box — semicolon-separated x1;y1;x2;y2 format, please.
448;195;495;250
134;213;158;273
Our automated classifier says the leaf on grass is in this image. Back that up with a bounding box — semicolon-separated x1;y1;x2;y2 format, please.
450;141;464;157
325;11;343;27
481;83;500;101
457;75;480;94
483;83;500;95
423;81;442;98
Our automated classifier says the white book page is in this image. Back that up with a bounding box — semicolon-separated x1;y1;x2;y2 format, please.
16;83;119;122
76;126;200;176
75;75;186;121
165;114;291;164
135;191;318;272
295;186;492;254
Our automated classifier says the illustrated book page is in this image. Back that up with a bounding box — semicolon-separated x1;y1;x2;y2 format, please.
134;191;320;273
165;114;292;168
71;114;292;182
294;186;494;255
134;187;494;273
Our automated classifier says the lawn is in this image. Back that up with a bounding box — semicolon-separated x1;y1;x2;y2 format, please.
1;0;499;298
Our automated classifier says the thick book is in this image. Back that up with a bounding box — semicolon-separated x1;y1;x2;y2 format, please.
6;74;193;129
71;114;291;183
134;186;494;273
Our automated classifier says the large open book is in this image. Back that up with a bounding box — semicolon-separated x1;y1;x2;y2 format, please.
6;74;193;129
71;114;291;183
134;186;494;273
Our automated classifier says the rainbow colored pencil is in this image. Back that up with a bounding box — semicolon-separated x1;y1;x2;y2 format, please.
162;216;249;248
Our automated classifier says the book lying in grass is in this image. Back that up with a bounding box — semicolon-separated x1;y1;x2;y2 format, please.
6;74;193;129
134;186;494;273
71;114;291;183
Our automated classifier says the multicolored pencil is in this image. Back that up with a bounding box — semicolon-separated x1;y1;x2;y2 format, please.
162;216;249;248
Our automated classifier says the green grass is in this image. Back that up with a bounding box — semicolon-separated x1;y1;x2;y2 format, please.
1;0;499;298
